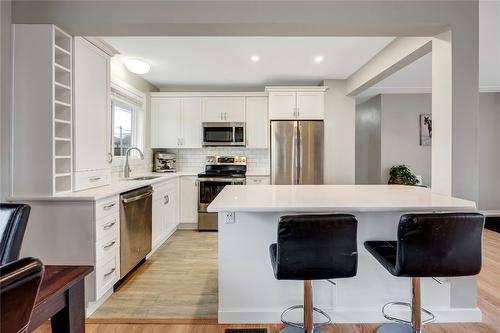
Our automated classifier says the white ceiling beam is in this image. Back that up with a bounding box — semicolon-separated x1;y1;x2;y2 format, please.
345;37;432;96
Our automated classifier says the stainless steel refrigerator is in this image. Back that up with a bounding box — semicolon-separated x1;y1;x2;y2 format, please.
270;120;324;185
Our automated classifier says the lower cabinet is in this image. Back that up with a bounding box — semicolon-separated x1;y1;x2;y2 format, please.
152;178;179;250
180;176;198;228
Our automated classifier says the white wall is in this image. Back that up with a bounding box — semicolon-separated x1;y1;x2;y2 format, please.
109;57;159;178
355;95;381;184
355;94;432;187
380;94;432;186
478;92;500;210
0;0;12;201
322;80;356;184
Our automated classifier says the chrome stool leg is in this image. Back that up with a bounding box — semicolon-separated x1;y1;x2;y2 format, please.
377;278;435;333
279;281;331;333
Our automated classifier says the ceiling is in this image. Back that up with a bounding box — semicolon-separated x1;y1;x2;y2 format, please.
101;36;394;88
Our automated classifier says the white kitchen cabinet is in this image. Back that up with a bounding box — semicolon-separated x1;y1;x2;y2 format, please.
245;97;269;148
296;91;325;120
73;37;112;191
246;176;270;185
180;176;198;227
266;87;326;120
202;97;245;122
152;179;179;250
151;97;201;148
268;92;296;120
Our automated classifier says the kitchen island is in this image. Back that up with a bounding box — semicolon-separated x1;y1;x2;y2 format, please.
208;185;481;324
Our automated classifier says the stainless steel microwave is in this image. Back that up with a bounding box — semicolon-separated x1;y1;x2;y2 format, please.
202;122;245;146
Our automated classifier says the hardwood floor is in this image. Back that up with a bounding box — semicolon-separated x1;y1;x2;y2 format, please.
33;230;499;333
91;230;218;319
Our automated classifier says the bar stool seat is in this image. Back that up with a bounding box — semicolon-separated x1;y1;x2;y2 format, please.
269;214;358;333
365;212;485;333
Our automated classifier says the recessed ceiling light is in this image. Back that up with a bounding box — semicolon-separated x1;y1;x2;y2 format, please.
314;56;324;63
250;55;260;62
125;58;151;74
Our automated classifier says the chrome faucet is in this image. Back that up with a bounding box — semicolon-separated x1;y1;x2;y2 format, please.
123;147;144;178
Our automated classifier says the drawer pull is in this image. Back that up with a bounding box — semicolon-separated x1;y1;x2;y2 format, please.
89;177;102;182
163;194;169;205
104;267;116;277
103;221;116;230
103;202;116;210
103;240;116;249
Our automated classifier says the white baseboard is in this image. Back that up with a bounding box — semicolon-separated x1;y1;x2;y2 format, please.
86;288;113;317
218;306;482;324
178;222;198;230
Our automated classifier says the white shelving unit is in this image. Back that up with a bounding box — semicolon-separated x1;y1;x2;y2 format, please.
53;26;73;193
12;24;74;196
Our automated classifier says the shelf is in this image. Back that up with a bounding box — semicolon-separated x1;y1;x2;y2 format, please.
54;44;71;55
55;173;71;177
54;100;71;107
54;119;71;125
54;81;71;90
54;63;70;73
55;155;71;159
54;136;71;141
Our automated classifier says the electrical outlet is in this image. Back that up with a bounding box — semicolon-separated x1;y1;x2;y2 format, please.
224;212;235;224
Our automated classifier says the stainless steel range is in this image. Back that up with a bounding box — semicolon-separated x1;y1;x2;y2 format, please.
197;156;246;231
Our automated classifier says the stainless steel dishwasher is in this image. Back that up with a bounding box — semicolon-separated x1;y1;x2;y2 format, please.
120;186;153;279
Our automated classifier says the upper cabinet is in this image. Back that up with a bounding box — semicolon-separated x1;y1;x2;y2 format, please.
73;37;112;191
151;96;202;148
245;97;269;149
266;87;327;120
202;97;245;122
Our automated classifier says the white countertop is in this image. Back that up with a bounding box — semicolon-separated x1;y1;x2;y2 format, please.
207;184;477;213
8;172;197;202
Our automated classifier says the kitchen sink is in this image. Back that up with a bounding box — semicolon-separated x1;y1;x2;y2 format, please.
125;176;161;181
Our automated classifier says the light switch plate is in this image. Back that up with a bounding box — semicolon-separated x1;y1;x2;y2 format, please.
224;212;235;224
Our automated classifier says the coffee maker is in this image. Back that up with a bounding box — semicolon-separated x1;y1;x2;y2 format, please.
153;153;176;172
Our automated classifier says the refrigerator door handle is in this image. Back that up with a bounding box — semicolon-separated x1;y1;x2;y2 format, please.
294;122;301;185
298;122;303;184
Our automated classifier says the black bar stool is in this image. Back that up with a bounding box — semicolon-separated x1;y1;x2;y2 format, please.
269;214;358;333
364;212;484;333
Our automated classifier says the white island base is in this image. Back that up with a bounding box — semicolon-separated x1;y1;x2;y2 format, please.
209;185;481;324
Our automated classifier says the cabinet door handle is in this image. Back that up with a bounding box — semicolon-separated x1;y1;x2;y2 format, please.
103;202;116;210
104;267;116;277
103;221;116;230
163;194;169;205
103;240;116;249
224;112;227;120
107;152;113;164
89;177;102;182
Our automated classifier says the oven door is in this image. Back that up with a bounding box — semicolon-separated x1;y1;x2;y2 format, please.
198;177;245;212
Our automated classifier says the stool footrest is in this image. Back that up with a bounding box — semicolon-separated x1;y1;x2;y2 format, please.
382;302;435;325
281;305;331;329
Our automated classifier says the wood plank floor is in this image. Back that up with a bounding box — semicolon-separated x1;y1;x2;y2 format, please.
91;230;218;319
34;230;499;333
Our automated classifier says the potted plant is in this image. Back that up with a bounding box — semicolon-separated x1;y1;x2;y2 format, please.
388;165;418;185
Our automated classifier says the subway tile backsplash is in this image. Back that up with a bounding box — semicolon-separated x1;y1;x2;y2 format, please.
158;148;270;174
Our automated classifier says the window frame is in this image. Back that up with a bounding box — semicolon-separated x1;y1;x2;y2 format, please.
110;79;146;165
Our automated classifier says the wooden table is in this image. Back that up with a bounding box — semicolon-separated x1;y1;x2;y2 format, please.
28;265;93;333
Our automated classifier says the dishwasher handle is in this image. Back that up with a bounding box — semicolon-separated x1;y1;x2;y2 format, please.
122;189;154;204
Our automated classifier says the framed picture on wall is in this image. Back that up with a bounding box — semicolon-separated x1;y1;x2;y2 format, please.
419;114;432;146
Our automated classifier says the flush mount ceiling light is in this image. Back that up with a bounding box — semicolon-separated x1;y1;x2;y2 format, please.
314;56;324;63
125;58;151;74
250;55;260;62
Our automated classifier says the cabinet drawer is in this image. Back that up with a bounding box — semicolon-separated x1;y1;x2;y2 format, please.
95;214;119;242
153;179;177;201
95;195;119;221
74;169;111;191
95;255;119;299
246;176;270;185
96;232;119;262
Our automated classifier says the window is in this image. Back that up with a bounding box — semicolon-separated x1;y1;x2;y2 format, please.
110;83;145;158
112;100;136;157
